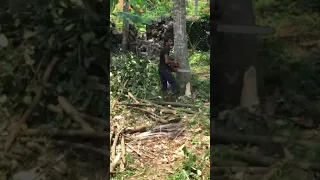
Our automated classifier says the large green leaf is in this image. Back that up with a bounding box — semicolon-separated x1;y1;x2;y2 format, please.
113;11;151;25
110;0;120;12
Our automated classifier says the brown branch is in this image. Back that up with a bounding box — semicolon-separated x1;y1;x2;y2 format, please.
111;80;128;109
123;125;151;134
211;166;269;175
5;57;60;152
22;129;108;139
120;135;126;171
212;131;318;148
225;149;320;172
127;92;139;103
58;96;94;131
21;138;108;157
147;100;199;108
46;104;109;129
111;127;124;160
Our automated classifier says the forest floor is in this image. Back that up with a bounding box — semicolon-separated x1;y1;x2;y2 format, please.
110;55;210;180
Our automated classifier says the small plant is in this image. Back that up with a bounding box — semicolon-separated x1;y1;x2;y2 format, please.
168;146;209;180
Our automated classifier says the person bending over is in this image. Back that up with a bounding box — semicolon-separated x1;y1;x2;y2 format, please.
159;37;176;96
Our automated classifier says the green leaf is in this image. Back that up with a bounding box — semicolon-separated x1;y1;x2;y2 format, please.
83;58;90;69
0;95;8;104
110;0;120;12
0;34;9;47
81;32;95;44
23;95;33;105
14;19;20;27
23;30;37;39
59;1;68;8
3;63;14;75
69;0;83;6
24;47;35;65
113;12;151;25
64;24;75;31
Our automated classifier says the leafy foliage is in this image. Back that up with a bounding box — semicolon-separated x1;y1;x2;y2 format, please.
110;53;160;100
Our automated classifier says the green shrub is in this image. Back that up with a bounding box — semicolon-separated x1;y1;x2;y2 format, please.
110;53;160;100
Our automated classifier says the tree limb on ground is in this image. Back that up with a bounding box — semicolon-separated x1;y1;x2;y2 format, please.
20;138;109;157
218;148;320;172
147;100;199;108
212;131;318;148
22;129;109;139
46;104;109;129
57;96;94;131
5;57;60;152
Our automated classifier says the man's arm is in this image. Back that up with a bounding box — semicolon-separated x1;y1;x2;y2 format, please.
164;54;170;64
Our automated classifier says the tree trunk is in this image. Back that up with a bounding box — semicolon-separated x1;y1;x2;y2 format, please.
211;0;260;112
121;0;129;51
173;0;190;95
194;0;198;15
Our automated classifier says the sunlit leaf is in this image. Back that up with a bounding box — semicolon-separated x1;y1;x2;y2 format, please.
64;24;75;31
23;95;33;105
0;95;8;104
0;34;9;47
81;32;96;44
110;0;120;12
23;30;37;39
113;12;151;25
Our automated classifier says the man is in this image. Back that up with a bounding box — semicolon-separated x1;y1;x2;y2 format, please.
159;37;176;97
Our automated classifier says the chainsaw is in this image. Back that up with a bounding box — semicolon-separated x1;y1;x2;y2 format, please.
168;61;195;73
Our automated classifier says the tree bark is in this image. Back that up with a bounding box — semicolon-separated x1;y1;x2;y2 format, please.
211;0;260;112
173;0;190;95
121;0;129;51
194;0;198;15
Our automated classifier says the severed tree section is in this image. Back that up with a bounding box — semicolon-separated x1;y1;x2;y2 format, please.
173;0;191;95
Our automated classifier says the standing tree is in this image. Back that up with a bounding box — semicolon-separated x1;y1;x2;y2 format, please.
122;0;129;51
173;0;191;95
194;0;198;15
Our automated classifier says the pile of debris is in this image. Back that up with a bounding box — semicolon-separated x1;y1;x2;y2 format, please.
0;2;109;179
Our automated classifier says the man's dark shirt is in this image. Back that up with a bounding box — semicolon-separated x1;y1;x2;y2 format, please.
159;46;170;69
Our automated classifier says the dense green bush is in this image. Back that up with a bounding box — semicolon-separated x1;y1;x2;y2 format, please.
110;53;160;100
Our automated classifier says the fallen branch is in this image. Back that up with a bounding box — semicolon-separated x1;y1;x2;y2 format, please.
5;57;60;152
58;96;94;131
22;138;109;157
110;125;115;146
123;125;151;134
111;80;128;109
111;127;124;161
212;131;318;148
127;92;139;103
110;153;121;173
22;129;109;139
147;114;169;124
223;149;320;172
46;104;109;129
120;135;126;171
211;166;269;175
147;100;199;108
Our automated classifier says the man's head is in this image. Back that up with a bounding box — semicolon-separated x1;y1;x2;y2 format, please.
164;37;173;47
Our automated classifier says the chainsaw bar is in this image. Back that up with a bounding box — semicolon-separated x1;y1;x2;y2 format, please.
177;69;195;73
216;24;275;35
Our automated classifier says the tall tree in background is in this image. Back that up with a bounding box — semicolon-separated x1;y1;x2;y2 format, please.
173;0;190;95
122;0;129;51
194;0;198;15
